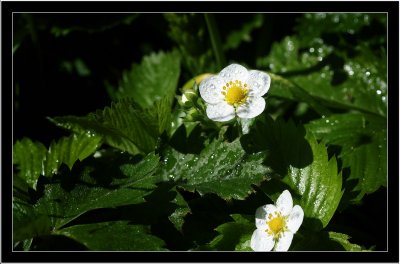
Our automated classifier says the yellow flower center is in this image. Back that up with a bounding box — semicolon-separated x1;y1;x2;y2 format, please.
266;212;287;239
221;80;249;106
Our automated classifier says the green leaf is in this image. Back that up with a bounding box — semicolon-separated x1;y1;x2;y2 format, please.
208;214;254;251
328;232;368;251
56;221;166;251
283;133;343;230
51;98;171;155
34;152;161;229
158;139;269;200
168;188;191;232
13;198;52;243
247;114;342;229
13;138;47;189
13;134;102;189
262;34;387;117
306;113;386;202
44;133;103;172
110;50;181;109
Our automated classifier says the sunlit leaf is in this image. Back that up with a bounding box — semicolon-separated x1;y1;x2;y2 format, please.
249;115;342;230
13;134;102;189
110;50;180;109
158;139;269;200
13;138;47;189
306;113;386;202
50;98;171;155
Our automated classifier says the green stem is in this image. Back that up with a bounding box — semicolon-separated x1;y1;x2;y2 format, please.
204;13;226;69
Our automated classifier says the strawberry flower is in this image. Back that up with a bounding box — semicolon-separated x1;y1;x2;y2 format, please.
199;64;271;122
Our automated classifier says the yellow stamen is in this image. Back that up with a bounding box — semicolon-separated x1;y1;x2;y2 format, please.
221;79;249;106
265;212;287;239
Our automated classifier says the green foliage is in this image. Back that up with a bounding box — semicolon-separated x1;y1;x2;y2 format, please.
306;113;386;202
51;98;171;155
13;134;102;189
246;114;342;229
34;152;160;230
208;214;254;251
261;16;387;117
282;133;343;230
56;221;166;251
159;138;269;200
13;198;52;243
109;50;181;109
13;12;387;252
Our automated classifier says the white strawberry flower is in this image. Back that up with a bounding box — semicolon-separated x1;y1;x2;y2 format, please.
199;64;271;122
251;190;304;252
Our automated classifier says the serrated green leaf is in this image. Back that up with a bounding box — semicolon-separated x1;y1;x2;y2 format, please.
306;113;386;202
328;232;368;251
208;214;254;251
248;115;342;229
282;133;343;230
111;50;180;109
13;198;52;243
35;152;161;229
45;133;103;172
13;138;47;189
159;139;269;200
56;221;166;251
51;98;171;155
13;134;102;189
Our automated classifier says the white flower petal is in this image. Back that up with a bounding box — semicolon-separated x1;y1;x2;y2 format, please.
255;204;278;229
274;231;294;251
199;75;225;104
286;205;304;233
205;102;235;122
219;64;249;83
276;190;293;216
246;70;271;97
236;97;266;119
250;229;275;251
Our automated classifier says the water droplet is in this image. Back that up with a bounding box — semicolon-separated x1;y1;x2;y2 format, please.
365;71;371;76
333;15;340;23
309;47;315;53
210;154;215;159
376;90;382;95
325;119;330;123
168;174;175;180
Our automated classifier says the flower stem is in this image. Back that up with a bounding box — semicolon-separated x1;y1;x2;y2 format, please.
204;13;226;69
